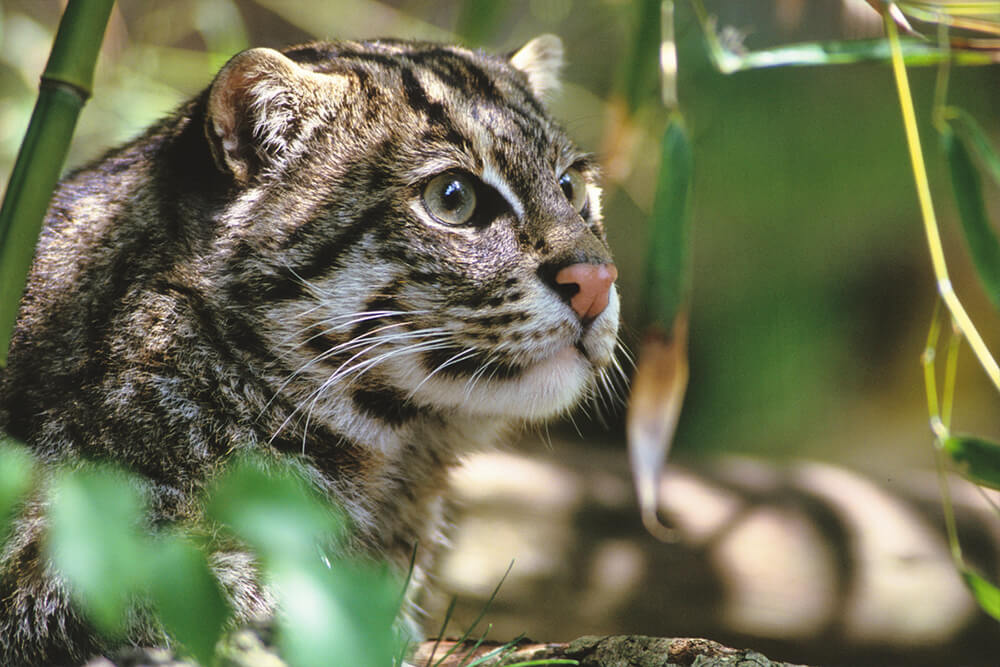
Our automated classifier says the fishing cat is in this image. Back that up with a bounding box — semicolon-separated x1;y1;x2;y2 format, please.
0;35;620;665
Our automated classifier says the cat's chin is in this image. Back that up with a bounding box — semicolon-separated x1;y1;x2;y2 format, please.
395;342;593;421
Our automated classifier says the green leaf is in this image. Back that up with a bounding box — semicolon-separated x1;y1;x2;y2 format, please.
206;457;343;564
620;0;662;113
0;437;33;545
47;467;148;635
149;536;230;665
942;126;1000;309
943;434;1000;490
961;568;1000;621
274;559;400;667
946;109;1000;190
642;116;694;329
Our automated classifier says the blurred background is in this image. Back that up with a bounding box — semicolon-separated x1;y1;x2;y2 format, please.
3;1;1000;664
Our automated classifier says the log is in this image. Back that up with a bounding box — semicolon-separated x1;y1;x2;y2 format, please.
412;635;809;667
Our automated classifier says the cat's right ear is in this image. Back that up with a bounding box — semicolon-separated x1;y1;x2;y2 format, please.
510;34;563;102
205;48;310;184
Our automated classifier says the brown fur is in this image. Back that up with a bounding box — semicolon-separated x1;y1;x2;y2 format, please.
0;37;620;665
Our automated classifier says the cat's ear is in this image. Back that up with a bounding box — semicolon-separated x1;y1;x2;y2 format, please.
509;34;563;101
205;48;316;184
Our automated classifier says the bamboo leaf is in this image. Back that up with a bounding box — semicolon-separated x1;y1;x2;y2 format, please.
620;0;663;113
627;116;694;541
642;117;693;329
941;126;1000;308
961;568;1000;621
626;319;687;542
946;108;1000;188
943;434;1000;489
723;37;994;71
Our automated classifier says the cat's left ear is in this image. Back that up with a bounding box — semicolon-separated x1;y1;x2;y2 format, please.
205;47;347;184
509;34;563;101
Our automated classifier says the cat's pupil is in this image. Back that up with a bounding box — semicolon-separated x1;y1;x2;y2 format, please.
442;180;468;211
559;173;574;201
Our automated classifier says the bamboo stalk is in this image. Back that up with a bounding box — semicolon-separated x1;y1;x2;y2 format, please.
0;0;116;367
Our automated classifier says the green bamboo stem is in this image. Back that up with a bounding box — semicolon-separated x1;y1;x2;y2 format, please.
0;0;116;367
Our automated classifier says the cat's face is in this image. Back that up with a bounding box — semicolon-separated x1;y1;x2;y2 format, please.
207;38;620;427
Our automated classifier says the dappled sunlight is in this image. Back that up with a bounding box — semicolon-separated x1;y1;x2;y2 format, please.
428;440;1000;664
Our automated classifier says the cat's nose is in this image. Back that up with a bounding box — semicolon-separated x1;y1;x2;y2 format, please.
553;262;618;323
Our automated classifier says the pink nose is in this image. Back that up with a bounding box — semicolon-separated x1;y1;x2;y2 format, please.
554;262;618;322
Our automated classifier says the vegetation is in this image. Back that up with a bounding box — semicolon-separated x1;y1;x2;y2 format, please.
2;1;1000;665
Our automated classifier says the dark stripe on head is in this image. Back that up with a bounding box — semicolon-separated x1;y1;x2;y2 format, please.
400;67;449;128
247;200;390;302
406;49;503;103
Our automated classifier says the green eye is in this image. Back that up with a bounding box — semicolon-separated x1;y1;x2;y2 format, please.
423;172;477;225
558;167;587;213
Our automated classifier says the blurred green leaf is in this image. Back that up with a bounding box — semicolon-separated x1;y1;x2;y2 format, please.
47;467;148;635
946;108;1000;188
620;0;662;113
642;116;693;329
725;38;994;71
943;434;1000;490
149;536;230;665
0;436;33;545
274;559;400;667
942;126;1000;308
961;568;1000;621
206;457;343;564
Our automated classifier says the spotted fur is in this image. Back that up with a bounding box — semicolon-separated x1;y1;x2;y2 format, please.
0;36;621;665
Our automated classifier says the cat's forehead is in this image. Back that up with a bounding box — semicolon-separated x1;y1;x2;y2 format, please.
288;39;577;167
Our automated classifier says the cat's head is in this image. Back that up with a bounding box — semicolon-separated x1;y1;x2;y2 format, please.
203;37;621;427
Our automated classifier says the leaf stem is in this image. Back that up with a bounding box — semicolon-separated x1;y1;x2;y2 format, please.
885;5;1000;393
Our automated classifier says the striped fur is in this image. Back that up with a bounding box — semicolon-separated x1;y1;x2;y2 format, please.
0;37;620;664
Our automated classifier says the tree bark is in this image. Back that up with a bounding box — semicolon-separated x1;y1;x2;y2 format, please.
412;635;809;667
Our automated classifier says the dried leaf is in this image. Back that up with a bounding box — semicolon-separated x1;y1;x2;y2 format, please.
626;315;688;541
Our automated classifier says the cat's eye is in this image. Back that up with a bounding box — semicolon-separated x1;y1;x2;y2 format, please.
558;167;588;214
423;172;478;226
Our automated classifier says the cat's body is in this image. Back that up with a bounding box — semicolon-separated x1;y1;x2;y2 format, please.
0;36;619;665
